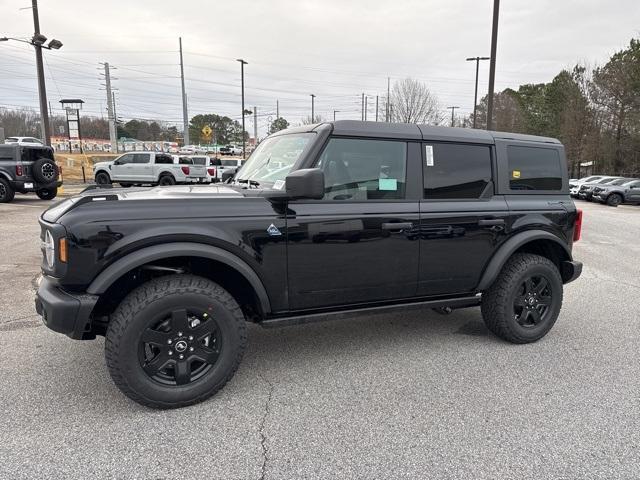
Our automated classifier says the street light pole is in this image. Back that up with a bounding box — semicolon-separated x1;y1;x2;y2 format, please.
179;37;189;146
486;0;500;130
30;0;50;145
237;58;248;158
466;56;490;128
333;110;339;121
310;94;315;122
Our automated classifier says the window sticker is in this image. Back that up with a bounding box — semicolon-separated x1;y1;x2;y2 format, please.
273;179;285;190
512;170;521;179
425;145;434;166
379;178;398;191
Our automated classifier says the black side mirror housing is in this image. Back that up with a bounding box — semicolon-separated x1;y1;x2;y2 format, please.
221;168;237;183
211;157;222;166
284;168;325;200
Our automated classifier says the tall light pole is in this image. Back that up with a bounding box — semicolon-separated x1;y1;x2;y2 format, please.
1;0;63;146
237;58;248;158
310;94;316;122
466;56;490;128
486;0;500;130
179;37;189;146
333;110;339;121
447;106;459;127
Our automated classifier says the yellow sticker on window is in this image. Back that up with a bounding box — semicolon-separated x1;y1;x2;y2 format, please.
512;170;521;179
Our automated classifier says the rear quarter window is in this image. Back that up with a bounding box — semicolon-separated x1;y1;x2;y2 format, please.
507;146;562;191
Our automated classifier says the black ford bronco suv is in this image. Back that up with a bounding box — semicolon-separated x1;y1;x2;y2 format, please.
35;121;583;409
0;144;61;203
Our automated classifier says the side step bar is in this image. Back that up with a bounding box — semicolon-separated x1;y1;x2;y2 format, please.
260;295;481;329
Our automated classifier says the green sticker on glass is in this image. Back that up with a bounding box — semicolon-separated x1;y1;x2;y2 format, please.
379;178;398;191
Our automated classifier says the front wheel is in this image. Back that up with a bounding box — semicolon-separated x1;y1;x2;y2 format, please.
105;275;247;409
481;253;563;344
95;171;111;185
36;188;57;200
606;193;623;207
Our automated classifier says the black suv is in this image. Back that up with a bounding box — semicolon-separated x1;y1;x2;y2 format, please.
35;121;583;408
0;144;61;202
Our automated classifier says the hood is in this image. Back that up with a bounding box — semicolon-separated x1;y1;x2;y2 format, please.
93;161;112;169
42;184;245;223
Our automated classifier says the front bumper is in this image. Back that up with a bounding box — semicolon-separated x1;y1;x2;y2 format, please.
561;260;583;284
35;275;98;340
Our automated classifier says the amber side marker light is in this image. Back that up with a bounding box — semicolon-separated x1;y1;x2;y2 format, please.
59;238;68;263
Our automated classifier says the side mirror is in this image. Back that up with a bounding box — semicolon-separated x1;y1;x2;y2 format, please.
211;157;222;166
221;168;237;182
285;168;325;200
113;159;120;165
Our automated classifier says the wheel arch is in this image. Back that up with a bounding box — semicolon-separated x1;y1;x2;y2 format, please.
477;231;573;291
87;242;272;318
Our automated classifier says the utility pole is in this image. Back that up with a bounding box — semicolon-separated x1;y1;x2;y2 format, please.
310;94;315;122
333;110;339;121
364;96;368;121
112;92;118;152
103;62;117;154
375;96;379;122
486;0;500;130
179;37;189;145
32;0;50;145
276;99;279;118
386;77;390;122
361;93;365;121
237;58;248;158
466;56;490;128
253;106;257;145
447;106;459;127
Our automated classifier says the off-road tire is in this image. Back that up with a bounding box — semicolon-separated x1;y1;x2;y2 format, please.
105;274;247;409
0;178;15;203
95;171;111;185
158;174;176;186
119;182;133;188
36;188;57;200
32;158;59;184
481;253;563;344
606;193;623;207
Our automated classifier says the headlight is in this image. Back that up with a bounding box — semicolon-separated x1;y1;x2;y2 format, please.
43;230;55;268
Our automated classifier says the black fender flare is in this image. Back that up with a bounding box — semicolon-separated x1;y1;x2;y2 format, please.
476;230;572;291
86;242;272;314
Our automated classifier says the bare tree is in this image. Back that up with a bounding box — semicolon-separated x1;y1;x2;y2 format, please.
389;78;444;124
300;115;326;125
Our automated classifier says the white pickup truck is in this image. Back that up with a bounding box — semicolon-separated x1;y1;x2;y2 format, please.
94;152;207;186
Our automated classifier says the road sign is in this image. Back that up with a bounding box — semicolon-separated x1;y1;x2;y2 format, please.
202;125;212;136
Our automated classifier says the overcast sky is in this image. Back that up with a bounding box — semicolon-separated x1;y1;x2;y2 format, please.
2;0;639;137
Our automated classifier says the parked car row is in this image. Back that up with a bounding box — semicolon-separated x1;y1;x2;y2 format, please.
570;175;640;206
93;152;245;186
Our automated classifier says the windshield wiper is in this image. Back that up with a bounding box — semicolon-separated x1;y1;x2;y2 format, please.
235;179;261;188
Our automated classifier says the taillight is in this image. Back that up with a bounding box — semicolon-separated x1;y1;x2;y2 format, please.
573;209;583;242
15;165;23;176
181;166;190;175
207;168;216;176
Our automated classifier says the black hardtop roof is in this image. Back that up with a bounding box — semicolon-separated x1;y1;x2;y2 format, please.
279;120;561;145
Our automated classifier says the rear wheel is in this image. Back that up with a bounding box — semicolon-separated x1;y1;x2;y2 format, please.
481;253;563;344
119;182;133;188
105;275;247;409
606;193;623;207
158;174;176;186
95;171;111;185
0;178;15;203
36;188;57;200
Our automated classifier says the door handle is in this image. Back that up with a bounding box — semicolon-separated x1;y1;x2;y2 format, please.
478;218;505;227
382;222;413;231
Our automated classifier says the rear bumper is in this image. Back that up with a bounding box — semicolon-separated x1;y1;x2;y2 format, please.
561;260;583;284
10;179;61;193
35;276;98;340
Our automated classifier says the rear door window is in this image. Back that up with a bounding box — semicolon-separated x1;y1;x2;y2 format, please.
132;153;151;164
423;143;492;199
507;146;562;190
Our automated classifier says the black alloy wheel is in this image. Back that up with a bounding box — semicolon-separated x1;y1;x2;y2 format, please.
606;193;622;207
512;275;553;328
139;308;222;386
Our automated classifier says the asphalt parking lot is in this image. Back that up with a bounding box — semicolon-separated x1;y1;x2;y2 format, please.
1;195;639;479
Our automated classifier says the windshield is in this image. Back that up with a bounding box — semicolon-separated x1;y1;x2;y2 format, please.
235;133;314;186
601;178;621;184
581;176;600;182
609;178;629;186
